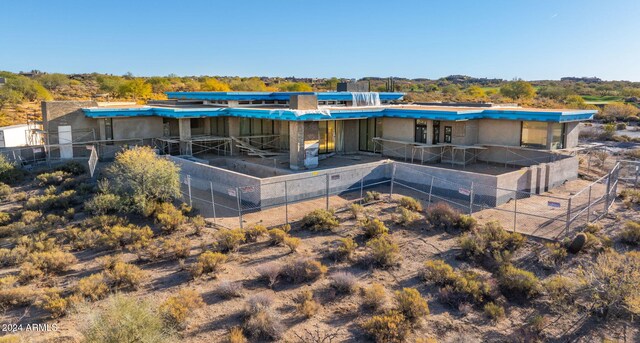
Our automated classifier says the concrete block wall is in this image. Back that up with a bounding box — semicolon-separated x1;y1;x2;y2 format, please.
41;101;100;144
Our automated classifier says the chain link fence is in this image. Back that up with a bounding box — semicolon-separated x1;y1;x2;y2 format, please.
179;160;625;240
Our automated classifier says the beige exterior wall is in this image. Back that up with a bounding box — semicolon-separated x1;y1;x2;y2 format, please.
382;117;414;141
112;117;164;140
478;119;521;146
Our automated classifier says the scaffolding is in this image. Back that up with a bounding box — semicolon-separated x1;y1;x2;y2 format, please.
154;135;232;156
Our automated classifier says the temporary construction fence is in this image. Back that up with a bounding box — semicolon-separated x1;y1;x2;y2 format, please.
179;161;625;241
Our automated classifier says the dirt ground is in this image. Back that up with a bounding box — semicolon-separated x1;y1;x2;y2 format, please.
4;193;638;343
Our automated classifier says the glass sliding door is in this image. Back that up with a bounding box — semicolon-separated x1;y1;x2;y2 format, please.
318;120;336;154
550;123;565;149
521;121;548;149
415;119;428;143
359;118;382;152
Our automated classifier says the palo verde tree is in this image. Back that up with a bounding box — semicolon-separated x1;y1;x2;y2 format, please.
500;79;536;100
106;146;180;213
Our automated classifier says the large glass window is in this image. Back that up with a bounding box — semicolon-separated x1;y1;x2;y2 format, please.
550;123;565;149
521;121;548;149
318;120;336;154
415;119;428;143
359;118;383;152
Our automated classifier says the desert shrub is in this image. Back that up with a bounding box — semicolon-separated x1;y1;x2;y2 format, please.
245;225;267;242
0;212;10;226
330;272;358;294
256;263;281;288
456;214;477;231
20;210;41;225
296;290;320;318
581;250;640;318
19;249;77;281
39;290;69;318
67;228;101;251
283;236;301;253
366;235;400;268
268;228;287;245
141;237;190;261
498;264;541;299
361;218;389;239
55;160;86;175
483;302;505;322
191;251;227;278
350;203;364;219
620;188;640;206
190;215;206;235
459;221;525;266
102;258;147;290
99;223;153;250
243;293;283;340
82;294;172;343
154;202;185;233
35;170;72;186
159;289;204;328
217;228;246;252
394;288;429;321
362;310;409;343
11;191;27;202
0;285;39;310
76;273;110;301
363;191;381;203
0;155;27;185
106;146;180;214
399;196;422;212
216;280;244;298
544;274;577;310
85;193;123;215
423;260;493;305
538;242;568;269
282;258;327;283
425;202;460;231
395;207;419;226
362;283;387;310
25;190;78;210
228;326;247;343
621;220;640;245
82;214;128;230
301;209;339;231
0;183;11;200
335;237;357;261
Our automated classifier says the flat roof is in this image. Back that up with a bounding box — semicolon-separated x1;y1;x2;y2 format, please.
165;91;405;102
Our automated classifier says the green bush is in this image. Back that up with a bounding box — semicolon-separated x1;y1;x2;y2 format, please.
99;224;153;250
362;283;387;310
363;191;381;203
106;146;180;214
0;183;11;200
102;257;147;290
22;249;77;276
244;225;267;242
366;235;400;268
85;193;123;215
425;202;460;231
459;221;525;266
0;155;27;185
335;237;357;261
268;228;287;245
362;311;409;343
498;264;541;299
283;236;300;253
543;274;577;310
76;273;110;301
25;190;78;210
82;295;173;343
349;203;364;219
301;209;339;231
54;161;86;175
395;207;419;226
423;260;493;305
0;212;10;226
621;221;640;245
361;217;389;239
398;196;422;212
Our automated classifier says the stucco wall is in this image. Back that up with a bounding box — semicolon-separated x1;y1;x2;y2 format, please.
41;101;99;144
564;122;580;149
381;117;414;158
112;117;164;140
477;119;521;146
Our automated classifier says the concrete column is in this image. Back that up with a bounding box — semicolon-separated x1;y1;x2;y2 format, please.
289;121;319;170
228;117;241;154
426;120;434;145
203;118;212;135
178;118;192;155
98;119;106;141
545;123;553;150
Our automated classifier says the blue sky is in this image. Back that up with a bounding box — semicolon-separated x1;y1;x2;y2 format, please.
1;0;638;81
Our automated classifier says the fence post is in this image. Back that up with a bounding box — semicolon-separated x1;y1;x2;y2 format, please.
604;170;612;215
209;181;217;225
565;197;572;236
360;177;364;203
284;181;289;225
389;163;396;201
586;185;592;223
469;182;474;215
513;191;517;233
325;174;330;210
634;163;639;188
236;187;243;229
428;176;434;204
187;175;192;207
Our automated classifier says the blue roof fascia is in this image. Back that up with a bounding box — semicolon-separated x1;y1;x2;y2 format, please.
83;106;596;122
